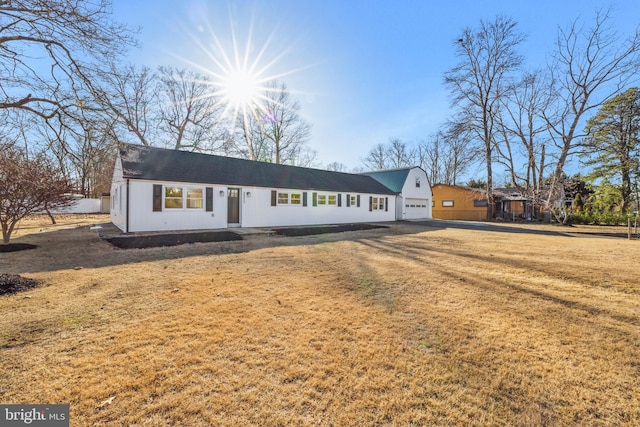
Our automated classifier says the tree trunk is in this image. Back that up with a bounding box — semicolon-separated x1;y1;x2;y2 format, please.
46;208;57;225
242;117;256;160
486;145;493;220
621;168;631;213
1;222;9;245
1;220;17;245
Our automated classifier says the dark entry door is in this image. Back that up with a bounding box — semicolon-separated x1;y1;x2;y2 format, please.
227;188;240;224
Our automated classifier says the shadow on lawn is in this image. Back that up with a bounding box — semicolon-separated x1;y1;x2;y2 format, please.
1;222;396;275
0;219;623;276
355;236;640;328
411;219;579;237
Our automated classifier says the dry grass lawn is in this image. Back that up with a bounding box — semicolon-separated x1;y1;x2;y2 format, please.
1;215;639;426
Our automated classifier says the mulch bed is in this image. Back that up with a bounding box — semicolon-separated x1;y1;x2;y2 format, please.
0;274;40;295
105;231;243;249
0;243;37;253
274;223;388;237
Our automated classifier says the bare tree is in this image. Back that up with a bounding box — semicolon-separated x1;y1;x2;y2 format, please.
0;144;72;244
289;145;318;168
362;143;389;170
416;134;446;185
496;71;552;217
445;16;525;218
96;63;156;146
544;10;640;220
386;138;414;168
233;112;272;161
67;118;118;197
326;162;348;172
157;67;224;152
0;0;136;121
258;81;312;164
416;126;476;186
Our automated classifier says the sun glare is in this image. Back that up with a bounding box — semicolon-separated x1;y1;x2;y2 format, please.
173;7;312;136
220;68;261;109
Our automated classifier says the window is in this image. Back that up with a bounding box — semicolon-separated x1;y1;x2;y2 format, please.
165;187;183;209
278;192;289;205
163;186;204;209
442;200;454;207
349;195;357;206
371;197;385;211
317;194;327;205
277;192;301;205
473;199;488;207
187;188;203;209
328;195;337;206
415;176;421;188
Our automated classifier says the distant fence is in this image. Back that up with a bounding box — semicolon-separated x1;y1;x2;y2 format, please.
49;196;110;214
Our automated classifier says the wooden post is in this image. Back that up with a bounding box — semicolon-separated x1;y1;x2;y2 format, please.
629;218;632;240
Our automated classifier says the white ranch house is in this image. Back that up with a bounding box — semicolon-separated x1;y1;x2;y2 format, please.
110;145;431;233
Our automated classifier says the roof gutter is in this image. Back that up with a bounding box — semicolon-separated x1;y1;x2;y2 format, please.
125;178;130;233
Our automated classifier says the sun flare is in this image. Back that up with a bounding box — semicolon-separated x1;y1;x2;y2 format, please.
174;8;312;138
220;68;262;110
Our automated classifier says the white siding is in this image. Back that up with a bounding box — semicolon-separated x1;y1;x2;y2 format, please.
399;168;432;220
110;157;127;232
242;188;395;228
123;180;396;232
128;180;227;232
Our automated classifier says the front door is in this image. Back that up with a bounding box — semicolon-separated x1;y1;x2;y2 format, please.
227;188;240;225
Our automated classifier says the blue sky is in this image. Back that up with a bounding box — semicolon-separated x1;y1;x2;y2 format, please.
111;0;640;176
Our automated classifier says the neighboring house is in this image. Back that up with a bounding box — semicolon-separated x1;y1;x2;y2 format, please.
493;188;528;220
431;184;488;220
111;144;397;233
432;183;565;221
362;167;432;220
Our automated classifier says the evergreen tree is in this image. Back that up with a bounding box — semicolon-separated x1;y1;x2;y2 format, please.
582;87;640;213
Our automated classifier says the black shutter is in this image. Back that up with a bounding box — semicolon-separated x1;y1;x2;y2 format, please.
369;196;373;212
346;194;351;207
153;184;162;212
337;194;342;207
303;192;308;207
312;192;317;207
357;195;360;207
271;190;277;206
205;187;213;212
385;197;389;212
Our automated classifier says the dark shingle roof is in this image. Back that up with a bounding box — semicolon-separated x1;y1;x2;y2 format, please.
362;168;412;193
119;144;395;195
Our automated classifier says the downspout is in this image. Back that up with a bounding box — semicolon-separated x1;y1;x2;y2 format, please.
126;179;130;233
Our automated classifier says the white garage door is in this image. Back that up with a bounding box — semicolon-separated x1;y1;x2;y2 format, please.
404;198;429;219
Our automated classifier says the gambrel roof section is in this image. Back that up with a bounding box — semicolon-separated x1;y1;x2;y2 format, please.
119;144;396;194
361;167;413;193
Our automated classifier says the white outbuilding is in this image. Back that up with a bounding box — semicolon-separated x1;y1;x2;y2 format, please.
110;144;398;233
362;167;433;220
